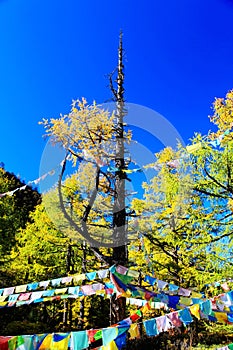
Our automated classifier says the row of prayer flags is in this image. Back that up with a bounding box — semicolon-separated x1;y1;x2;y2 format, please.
0;281;115;309
0;161;63;198
110;268;233;315
148;128;233;172
1;266;233;348
1;263;231;313
142;270;230;297
113;270;233;327
186;128;232;154
3;260;229;302
107;166;142;174
0;268;109;297
1;264;233;315
1;125;231;199
1;296;233;349
0;326;130;350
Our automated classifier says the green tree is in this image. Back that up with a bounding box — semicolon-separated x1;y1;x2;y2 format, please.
130;89;233;290
3;196;110;334
0;165;41;282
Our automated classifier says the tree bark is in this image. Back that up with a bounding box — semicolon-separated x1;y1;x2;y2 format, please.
111;31;128;323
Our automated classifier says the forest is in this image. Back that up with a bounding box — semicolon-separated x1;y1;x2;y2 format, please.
0;87;233;349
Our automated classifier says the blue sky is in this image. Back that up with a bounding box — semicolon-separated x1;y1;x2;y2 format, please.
0;0;233;184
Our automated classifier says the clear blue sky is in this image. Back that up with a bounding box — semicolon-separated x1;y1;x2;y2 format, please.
0;0;233;183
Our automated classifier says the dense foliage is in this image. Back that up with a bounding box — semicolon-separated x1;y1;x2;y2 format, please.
0;90;233;348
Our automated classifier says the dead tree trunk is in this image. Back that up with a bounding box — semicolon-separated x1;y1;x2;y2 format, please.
111;32;128;323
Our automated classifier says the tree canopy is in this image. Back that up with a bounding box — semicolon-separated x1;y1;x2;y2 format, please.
1;87;233;348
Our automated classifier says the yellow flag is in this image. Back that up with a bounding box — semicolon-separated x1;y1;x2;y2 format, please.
0;302;8;307
191;291;203;298
186;143;202;153
121;290;131;298
179;297;192;306
141;303;151;314
15;285;27;293
54;288;67;295
214;312;228;324
129;324;140;339
190;304;200;320
51;335;70;350
101;340;118;350
39;334;53;349
73;274;86;282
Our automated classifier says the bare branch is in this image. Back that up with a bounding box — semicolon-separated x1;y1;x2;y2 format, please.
204;166;230;193
193;186;229;199
57;156;112;264
108;69;118;101
142;232;178;260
